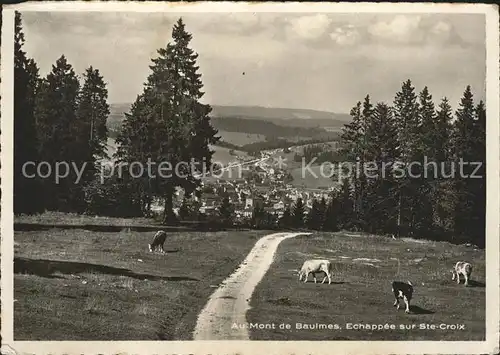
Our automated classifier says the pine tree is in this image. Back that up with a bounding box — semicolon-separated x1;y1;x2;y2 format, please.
115;94;156;216
469;100;486;247
364;102;398;164
340;101;364;222
14;12;44;214
434;98;453;161
251;203;266;228
410;87;437;237
340;101;363;162
432;98;455;234
117;18;219;224
363;103;399;234
319;197;327;229
355;96;373;229
418;87;437;160
394;79;421;161
76;66;110;161
279;206;293;229
451;86;477;240
292;198;305;228
336;178;355;230
218;196;234;227
306;199;324;230
179;198;191;220
75;66;111;209
393;79;421;237
34;55;80;211
323;196;339;232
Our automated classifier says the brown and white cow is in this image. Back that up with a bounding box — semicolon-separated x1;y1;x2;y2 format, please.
148;230;167;253
452;261;473;286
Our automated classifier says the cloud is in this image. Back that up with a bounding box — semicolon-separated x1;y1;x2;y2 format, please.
368;15;423;44
366;14;473;48
286;14;332;40
330;25;360;46
20;11;485;112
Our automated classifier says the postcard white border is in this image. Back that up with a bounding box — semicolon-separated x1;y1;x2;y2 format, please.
1;2;499;355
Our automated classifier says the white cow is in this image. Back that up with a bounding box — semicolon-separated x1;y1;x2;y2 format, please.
298;259;333;285
452;261;473;286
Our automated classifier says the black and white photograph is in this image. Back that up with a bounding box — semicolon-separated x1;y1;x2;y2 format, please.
1;2;499;355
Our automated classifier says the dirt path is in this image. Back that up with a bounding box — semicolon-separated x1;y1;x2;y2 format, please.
193;232;311;340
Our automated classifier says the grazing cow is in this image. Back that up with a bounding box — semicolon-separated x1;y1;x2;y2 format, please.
148;230;167;253
452;261;472;286
392;281;413;314
298;259;333;285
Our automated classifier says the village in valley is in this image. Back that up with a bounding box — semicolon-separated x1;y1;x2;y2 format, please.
147;146;337;223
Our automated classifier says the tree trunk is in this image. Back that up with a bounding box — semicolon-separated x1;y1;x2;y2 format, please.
397;186;402;238
162;190;177;225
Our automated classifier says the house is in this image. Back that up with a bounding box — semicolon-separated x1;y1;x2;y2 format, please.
200;205;218;216
273;201;285;210
242;208;253;218
245;197;253;209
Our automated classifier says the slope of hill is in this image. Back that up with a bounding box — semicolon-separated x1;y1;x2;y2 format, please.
107;103;347;145
108;104;350;129
210;105;350;122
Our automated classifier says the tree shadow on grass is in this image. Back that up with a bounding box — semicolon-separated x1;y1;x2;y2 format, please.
14;257;199;282
467;280;486;288
163;249;181;253
409;305;435;315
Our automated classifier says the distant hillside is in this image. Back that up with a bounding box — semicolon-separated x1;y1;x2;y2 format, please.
210;105;351;129
107;103;348;143
109;103;350;126
210;105;349;120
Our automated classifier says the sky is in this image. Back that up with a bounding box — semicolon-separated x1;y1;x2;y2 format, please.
20;11;486;113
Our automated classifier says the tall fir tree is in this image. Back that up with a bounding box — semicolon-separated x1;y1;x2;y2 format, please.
340;101;363;162
468;100;486;247
392;79;421;237
76;66;110;161
355;95;373;229
75;66;111;210
117;18;219;224
115;94;156;215
218;196;234;227
292;197;305;228
34;55;80;211
340;101;364;222
451;86;477;240
363;103;399;234
323;195;340;232
14;12;44;214
432;97;455;233
410;87;438;237
336;177;355;230
319;197;327;229
364;102;398;164
306;199;325;230
279;206;293;229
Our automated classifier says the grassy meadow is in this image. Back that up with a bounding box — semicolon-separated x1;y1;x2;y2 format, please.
248;232;485;341
14;228;267;340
